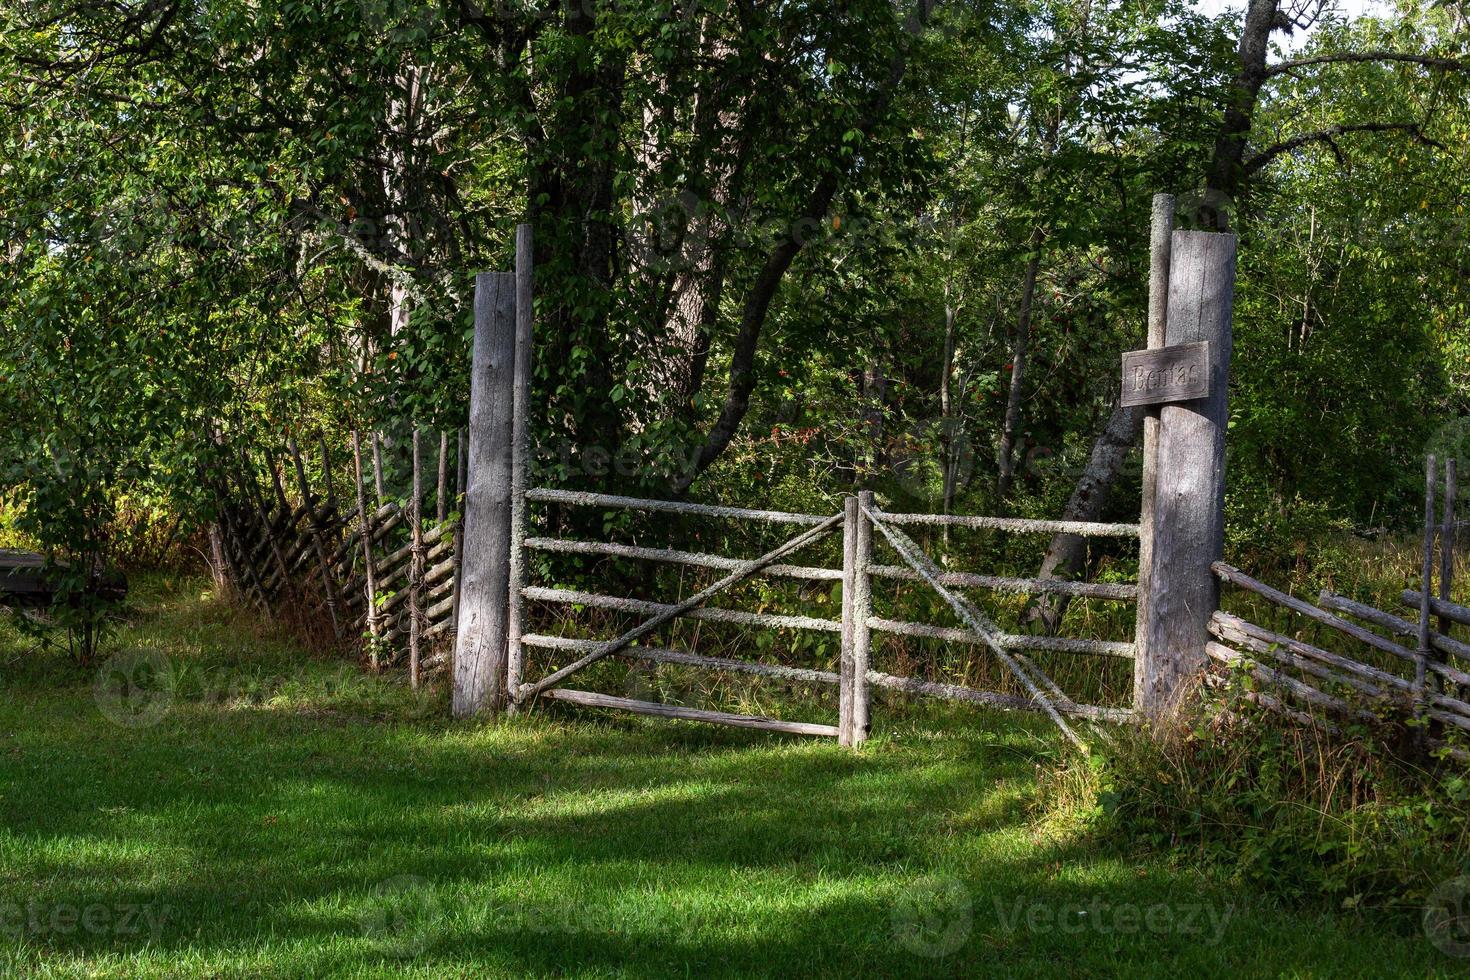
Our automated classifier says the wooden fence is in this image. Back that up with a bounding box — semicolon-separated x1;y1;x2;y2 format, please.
445;212;1240;746
213;200;1255;749
1207;457;1470;760
209;428;466;685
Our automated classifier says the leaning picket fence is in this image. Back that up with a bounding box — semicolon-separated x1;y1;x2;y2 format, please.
1207;457;1470;761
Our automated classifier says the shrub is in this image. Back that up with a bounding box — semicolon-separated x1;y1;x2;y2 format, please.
1065;680;1470;924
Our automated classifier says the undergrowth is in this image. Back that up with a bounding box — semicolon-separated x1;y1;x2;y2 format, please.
1051;679;1470;931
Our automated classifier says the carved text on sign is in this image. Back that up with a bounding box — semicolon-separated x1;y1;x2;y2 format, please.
1120;342;1211;408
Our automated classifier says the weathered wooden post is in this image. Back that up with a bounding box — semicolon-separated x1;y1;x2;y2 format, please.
505;223;534;712
351;431;382;665
409;426;424;690
1133;223;1237;722
452;268;517;718
839;491;874;747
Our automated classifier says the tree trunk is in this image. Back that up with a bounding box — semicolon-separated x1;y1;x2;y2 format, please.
996;238;1042;498
940;292;960;537
1025;1;1281;615
1201;0;1279;225
1022;402;1143;632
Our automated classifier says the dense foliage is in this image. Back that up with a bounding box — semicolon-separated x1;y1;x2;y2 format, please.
0;0;1467;605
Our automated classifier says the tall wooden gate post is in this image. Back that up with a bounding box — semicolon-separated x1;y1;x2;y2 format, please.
1135;227;1238;721
453;269;517;718
838;491;874;747
506;223;534;712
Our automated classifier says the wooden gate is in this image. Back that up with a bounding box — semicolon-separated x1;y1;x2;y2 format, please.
454;202;1240;745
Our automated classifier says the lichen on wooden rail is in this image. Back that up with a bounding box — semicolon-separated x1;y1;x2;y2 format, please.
521;633;841;685
866;616;1135;658
524;537;843;581
867;563;1138;601
868;508;1140;538
540;688;840;737
526;487;830;525
521;587;843;633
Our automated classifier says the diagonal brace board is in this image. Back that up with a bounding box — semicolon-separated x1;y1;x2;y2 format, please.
863;505;1086;750
518;511;845;701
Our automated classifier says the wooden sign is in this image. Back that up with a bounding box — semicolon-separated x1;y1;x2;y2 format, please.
1121;341;1211;408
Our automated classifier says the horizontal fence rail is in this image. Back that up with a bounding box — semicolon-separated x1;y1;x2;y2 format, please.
1212;549;1470;762
869;507;1140;538
512;486;1140;742
526;487;830;526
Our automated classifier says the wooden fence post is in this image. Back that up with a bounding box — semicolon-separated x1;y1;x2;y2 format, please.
1134;228;1237;721
1134;194;1173;703
452;426;467;632
840;495;858;746
351;431;381;667
839;491;874;747
452;270;517;718
853;489;874;743
506;223;534;711
409;426;424;690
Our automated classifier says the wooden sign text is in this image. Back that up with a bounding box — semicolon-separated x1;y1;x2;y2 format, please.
1121;341;1211;408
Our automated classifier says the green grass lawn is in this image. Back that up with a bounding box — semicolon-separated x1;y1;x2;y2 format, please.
0;575;1460;978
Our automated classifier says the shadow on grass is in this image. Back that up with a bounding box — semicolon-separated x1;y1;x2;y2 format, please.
0;577;1456;976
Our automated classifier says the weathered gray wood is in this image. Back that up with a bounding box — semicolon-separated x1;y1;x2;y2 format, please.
519;512;843;700
1444;458;1458;640
524;536;843;581
507;223;534;710
869;564;1137;600
1135;230;1236;720
1213;563;1462;690
1209;612;1403;702
839;496;858;746
453;271;517;718
865;669;1134;723
351;432;382;663
1123;193;1170;658
521;633;841;686
1320;591;1470;664
371;433;386;510
1203;672;1338;733
526;487;829;526
1402;591;1470;630
523;586;842;633
866;508;1138;538
452;426;467;631
864;505;1083;749
851;490;874;743
433;430;448;524
378;521;449;577
1206;641;1376;723
1147;193;1175;350
540;688;840;738
1417;455;1437;713
288;437;343;637
1120;342;1211;408
409;427;423;690
866;616;1135;657
1214;609;1411;693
